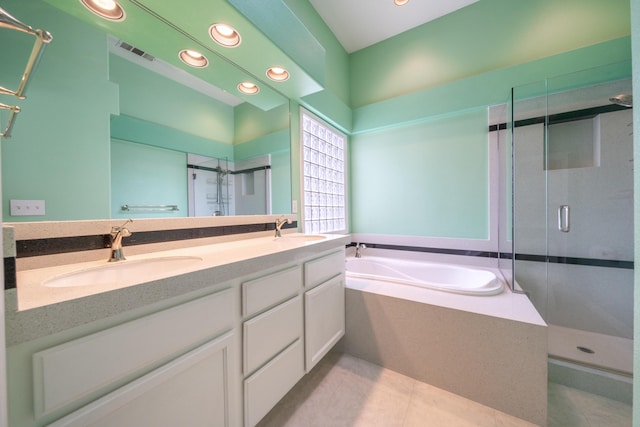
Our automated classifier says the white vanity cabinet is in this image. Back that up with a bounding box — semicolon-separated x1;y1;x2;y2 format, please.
6;238;349;427
240;249;346;426
31;288;239;427
46;332;236;427
303;249;346;371
241;266;305;427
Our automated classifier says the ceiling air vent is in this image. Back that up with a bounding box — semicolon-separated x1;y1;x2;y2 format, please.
117;41;155;62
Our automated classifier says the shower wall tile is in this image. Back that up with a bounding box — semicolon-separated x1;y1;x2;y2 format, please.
513;109;634;261
515;260;633;339
546;263;633;339
512;260;548;318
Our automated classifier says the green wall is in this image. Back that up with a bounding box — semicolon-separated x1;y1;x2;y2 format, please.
233;102;289;144
348;39;632;239
111;140;187;218
352;38;632;134
273;0;633;240
0;0;117;221
233;102;292;213
280;0;352;132
349;0;631;109
234;130;292;214
110;115;234;160
351;108;489;238
109;54;235;145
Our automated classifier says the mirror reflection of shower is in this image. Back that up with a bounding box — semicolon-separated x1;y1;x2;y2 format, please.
213;161;230;216
187;153;272;216
187;154;233;217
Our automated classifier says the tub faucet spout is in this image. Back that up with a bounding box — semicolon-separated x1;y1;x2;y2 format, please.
355;243;366;258
109;219;132;262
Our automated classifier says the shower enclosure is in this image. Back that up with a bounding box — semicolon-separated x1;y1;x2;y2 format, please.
498;62;634;394
187;154;234;217
187;153;273;216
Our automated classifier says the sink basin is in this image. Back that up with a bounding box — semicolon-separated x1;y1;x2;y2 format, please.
43;256;203;288
277;234;326;243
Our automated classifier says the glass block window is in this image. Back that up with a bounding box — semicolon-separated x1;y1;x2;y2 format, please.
301;109;347;233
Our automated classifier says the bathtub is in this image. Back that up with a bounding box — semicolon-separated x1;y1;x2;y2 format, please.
341;253;548;424
345;256;503;296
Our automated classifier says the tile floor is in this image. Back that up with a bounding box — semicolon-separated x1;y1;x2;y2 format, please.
257;352;632;427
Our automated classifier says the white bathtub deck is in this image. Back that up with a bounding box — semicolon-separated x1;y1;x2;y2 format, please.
342;254;548;425
346;267;546;328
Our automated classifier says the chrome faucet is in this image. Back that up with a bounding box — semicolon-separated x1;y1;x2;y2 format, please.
109;219;132;262
355;243;366;258
275;216;292;237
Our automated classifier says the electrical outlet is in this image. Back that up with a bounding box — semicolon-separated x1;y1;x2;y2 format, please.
292;200;298;214
10;199;46;216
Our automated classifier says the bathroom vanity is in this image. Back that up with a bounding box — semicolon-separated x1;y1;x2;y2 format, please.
4;229;349;427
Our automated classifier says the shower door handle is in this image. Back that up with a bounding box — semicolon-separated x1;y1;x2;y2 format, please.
558;205;570;232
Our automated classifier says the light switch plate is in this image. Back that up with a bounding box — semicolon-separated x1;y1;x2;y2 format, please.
10;199;46;216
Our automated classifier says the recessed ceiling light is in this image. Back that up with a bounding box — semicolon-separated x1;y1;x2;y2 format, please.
266;66;290;82
237;82;259;94
178;49;209;68
394;0;409;5
209;24;241;47
80;0;126;21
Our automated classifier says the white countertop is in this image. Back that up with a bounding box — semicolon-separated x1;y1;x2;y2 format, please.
7;233;350;346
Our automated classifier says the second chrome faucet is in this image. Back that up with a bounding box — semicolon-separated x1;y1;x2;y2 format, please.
275;216;292;237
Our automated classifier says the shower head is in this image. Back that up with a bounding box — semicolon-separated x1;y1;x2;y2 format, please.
609;93;633;108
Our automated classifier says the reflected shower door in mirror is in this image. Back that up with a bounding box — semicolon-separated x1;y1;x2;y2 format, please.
187;154;233;217
185;153;273;217
0;0;292;221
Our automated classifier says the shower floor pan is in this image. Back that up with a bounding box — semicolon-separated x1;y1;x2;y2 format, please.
548;325;632;376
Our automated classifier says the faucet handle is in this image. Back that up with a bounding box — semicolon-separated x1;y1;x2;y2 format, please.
276;215;291;225
355;243;366;258
111;218;133;234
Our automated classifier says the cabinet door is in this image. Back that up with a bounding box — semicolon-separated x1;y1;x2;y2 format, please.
304;275;345;371
33;288;234;418
47;331;237;427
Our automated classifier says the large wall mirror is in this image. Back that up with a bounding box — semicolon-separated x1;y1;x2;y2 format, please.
0;0;292;221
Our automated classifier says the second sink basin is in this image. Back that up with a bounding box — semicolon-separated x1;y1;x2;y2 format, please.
43;256;203;288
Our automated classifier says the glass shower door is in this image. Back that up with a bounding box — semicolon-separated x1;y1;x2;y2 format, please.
544;71;634;376
511;62;634;378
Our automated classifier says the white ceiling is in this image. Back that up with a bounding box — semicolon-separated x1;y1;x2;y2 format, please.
308;0;479;53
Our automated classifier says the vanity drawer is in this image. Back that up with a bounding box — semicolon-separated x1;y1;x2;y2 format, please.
304;249;345;289
33;288;235;418
242;266;302;317
243;295;302;375
244;339;304;427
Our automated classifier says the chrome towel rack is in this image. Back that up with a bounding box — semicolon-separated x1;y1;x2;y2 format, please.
0;6;53;138
121;204;180;212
